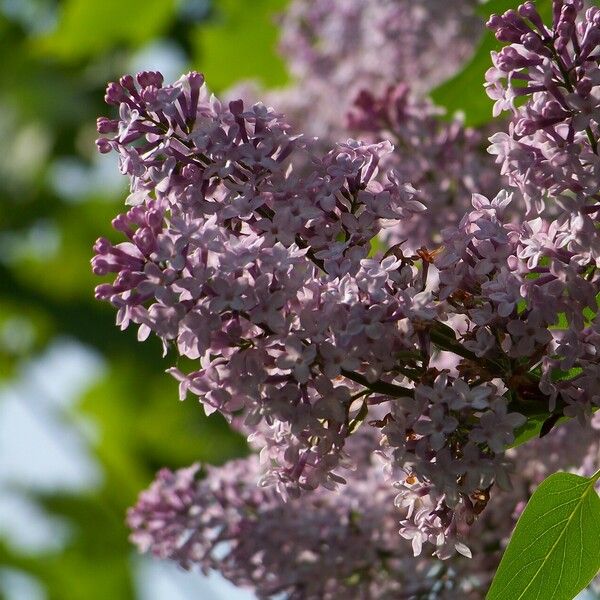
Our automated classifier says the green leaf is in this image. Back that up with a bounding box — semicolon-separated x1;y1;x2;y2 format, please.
34;0;176;60
510;414;549;448
487;471;600;600
511;404;597;448
192;0;289;92
431;0;552;125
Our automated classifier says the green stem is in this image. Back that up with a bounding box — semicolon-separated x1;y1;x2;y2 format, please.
341;369;413;398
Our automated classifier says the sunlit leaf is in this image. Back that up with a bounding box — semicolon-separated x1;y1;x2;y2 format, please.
487;471;600;600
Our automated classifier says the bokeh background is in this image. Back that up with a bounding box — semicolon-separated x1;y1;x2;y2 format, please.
0;1;287;598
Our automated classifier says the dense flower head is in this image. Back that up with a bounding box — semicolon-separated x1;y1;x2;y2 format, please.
93;70;436;498
128;416;600;598
347;83;504;249
278;0;481;120
129;453;467;599
129;434;454;600
484;0;600;422
93;70;536;556
94;0;600;587
486;0;600;211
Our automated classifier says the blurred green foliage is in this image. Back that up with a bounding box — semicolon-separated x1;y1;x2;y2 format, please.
192;0;288;91
36;0;177;59
0;0;285;597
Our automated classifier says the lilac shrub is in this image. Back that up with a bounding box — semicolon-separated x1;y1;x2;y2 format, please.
92;0;600;597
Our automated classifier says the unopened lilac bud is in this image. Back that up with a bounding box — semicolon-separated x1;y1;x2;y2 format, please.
522;31;545;52
137;70;164;88
119;74;136;93
186;71;204;91
96;137;112;153
140;86;159;105
486;14;502;29
514;118;538;137
94;283;114;300
561;3;577;21
133;227;157;255
492;24;523;43
229;99;244;115
518;2;546;33
556;21;574;49
146;208;163;231
104;82;126;105
112;214;131;233
587;7;600;27
502;9;531;35
541;99;567;119
96;117;118;133
580;25;600;58
93;237;111;255
91;257;111;276
571;0;584;12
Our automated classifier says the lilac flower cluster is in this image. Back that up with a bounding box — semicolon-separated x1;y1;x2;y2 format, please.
487;0;600;210
347;84;503;249
277;0;481;134
93;70;436;498
435;183;600;428
485;0;600;424
127;416;600;598
128;432;473;600
226;0;480;153
93;0;600;594
229;0;502;251
93;70;530;559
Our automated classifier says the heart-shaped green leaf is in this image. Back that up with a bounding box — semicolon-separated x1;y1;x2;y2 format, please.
487;471;600;600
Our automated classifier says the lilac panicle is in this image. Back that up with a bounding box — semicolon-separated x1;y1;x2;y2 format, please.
485;0;600;423
128;417;600;598
95;37;600;576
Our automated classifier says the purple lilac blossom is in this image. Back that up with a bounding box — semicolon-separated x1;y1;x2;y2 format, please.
486;0;600;211
227;0;502;251
93;72;531;561
95;0;600;585
276;0;482;136
485;0;600;421
127;416;600;598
